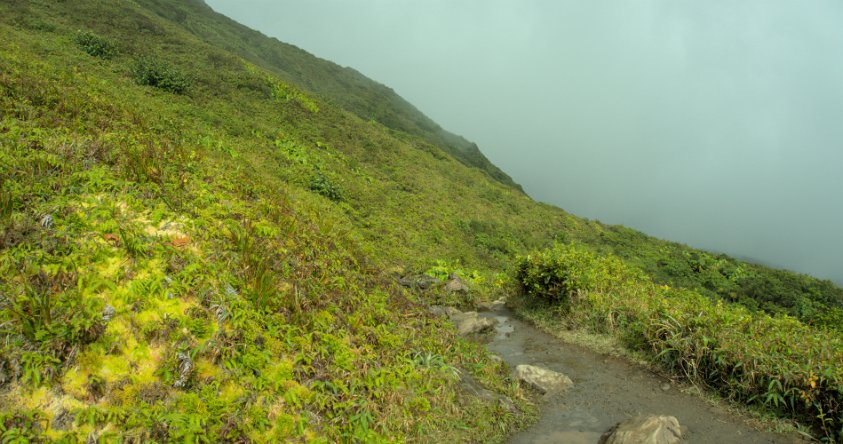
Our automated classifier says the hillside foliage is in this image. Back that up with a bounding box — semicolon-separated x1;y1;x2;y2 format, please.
136;0;522;190
515;244;843;440
0;0;841;442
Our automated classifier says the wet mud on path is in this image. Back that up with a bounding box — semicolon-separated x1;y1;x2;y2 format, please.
480;307;805;444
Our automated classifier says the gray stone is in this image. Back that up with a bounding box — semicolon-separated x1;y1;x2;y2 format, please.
600;415;683;444
101;305;115;322
174;352;194;389
399;275;443;290
477;297;506;311
430;306;497;335
428;305;461;318
444;276;469;293
456;315;497;335
513;364;573;395
449;310;497;335
417;276;440;290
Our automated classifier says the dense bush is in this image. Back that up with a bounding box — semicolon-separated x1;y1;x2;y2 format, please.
74;30;118;59
131;57;190;94
515;244;635;306
516;244;843;440
309;173;343;201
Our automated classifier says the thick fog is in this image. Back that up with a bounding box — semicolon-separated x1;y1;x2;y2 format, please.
206;0;843;284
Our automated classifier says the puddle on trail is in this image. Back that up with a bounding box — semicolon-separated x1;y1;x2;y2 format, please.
492;315;514;341
480;308;804;444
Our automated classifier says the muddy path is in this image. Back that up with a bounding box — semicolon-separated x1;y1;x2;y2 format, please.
480;306;805;444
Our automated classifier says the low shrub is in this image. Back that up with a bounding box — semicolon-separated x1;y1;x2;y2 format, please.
309;173;343;201
74;30;118;59
515;244;637;306
131;57;190;94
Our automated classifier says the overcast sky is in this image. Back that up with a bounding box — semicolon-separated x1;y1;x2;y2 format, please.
206;0;843;284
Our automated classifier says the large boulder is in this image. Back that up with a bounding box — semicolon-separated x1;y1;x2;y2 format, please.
600;415;683;444
513;364;573;395
450;310;497;335
428;306;497;335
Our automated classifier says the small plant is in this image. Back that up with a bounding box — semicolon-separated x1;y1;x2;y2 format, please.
118;225;148;258
7;272;56;340
132;57;190;94
0;190;14;220
309;174;343;201
425;259;483;284
20;351;60;387
75;30;118;59
0;410;47;442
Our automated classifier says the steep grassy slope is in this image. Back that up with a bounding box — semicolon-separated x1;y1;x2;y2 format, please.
135;0;522;191
0;2;536;442
1;0;842;442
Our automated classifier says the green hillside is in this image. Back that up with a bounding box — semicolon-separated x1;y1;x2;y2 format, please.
136;0;522;191
0;0;841;441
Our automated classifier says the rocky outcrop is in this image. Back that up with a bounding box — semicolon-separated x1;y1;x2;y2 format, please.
513;364;573;395
599;415;683;444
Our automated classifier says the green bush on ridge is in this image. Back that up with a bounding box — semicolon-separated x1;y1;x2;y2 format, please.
515;244;843;440
131;57;191;94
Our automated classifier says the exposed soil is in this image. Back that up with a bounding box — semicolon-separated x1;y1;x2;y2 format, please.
480;307;807;444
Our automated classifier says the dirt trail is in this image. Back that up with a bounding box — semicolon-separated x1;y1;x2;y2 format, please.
480;307;805;444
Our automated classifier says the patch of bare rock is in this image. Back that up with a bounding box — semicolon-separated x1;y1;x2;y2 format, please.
599;415;684;444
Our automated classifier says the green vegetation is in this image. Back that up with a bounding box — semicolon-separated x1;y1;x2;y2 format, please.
309;173;344;201
0;0;841;441
74;30;118;59
514;244;843;440
566;224;843;329
132;57;192;94
0;1;533;440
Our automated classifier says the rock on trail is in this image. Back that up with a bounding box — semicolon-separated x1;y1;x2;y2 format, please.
600;415;684;444
513;364;574;395
429;305;497;335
